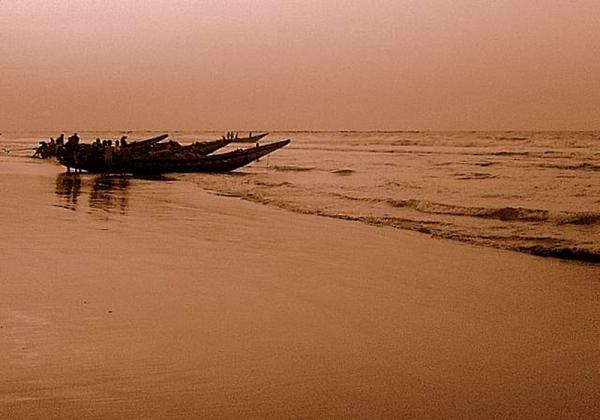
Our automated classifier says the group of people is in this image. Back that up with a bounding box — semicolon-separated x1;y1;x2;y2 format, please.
223;131;240;140
33;133;76;159
91;136;129;150
224;131;255;140
33;133;132;174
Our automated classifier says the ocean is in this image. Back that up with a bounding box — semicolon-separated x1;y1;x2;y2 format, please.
1;130;598;262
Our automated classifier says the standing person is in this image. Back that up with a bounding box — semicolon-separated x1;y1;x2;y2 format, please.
48;138;56;156
67;133;80;148
104;140;113;169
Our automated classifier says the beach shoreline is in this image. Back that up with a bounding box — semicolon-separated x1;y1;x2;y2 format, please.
1;161;599;419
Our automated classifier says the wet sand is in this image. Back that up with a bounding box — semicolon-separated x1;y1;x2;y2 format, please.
1;160;599;419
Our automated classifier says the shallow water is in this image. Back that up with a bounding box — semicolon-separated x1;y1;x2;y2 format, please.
1;145;599;419
2;130;599;262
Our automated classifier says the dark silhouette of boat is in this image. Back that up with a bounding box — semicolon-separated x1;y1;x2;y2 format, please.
125;140;290;174
127;134;169;149
232;132;269;143
58;139;291;174
144;138;233;157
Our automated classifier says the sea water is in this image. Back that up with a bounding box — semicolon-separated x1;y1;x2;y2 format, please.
2;130;598;262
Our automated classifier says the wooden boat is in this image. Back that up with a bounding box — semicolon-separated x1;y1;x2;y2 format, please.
189;138;234;154
57;134;169;171
127;134;169;149
144;138;233;156
232;132;269;143
125;140;290;174
59;139;291;174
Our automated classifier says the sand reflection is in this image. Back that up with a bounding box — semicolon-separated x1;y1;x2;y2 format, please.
89;176;130;214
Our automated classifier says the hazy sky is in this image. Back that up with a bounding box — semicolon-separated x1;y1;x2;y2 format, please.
1;0;599;130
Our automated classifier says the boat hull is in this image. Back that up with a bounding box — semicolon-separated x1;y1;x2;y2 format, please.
59;140;291;174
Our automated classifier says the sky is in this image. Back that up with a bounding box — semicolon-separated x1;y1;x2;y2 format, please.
1;0;599;130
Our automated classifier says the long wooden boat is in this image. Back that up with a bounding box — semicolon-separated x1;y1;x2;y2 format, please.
127;134;169;149
59;140;291;174
33;133;169;160
57;134;169;171
189;138;234;154
144;138;233;156
232;132;269;143
126;140;290;174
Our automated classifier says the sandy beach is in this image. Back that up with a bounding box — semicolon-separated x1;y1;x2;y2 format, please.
1;159;598;419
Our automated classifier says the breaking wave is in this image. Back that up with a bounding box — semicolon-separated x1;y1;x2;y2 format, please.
490;151;530;156
329;193;600;226
453;172;496;180
539;162;600;171
387;200;600;225
331;169;355;175
270;165;315;172
517;246;600;263
216;190;600;263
